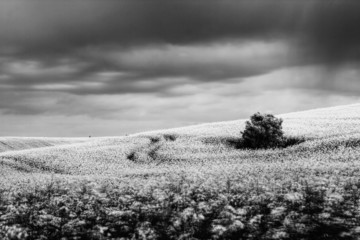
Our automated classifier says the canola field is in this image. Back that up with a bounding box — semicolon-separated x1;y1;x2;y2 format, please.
2;103;360;239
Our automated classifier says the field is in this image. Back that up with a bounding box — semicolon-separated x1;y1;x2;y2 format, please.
2;103;360;239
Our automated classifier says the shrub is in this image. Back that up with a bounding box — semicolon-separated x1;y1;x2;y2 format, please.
241;112;284;149
148;145;161;161
149;136;161;144
163;134;177;142
127;151;138;162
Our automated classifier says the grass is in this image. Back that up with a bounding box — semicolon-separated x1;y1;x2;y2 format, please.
2;103;360;239
0;137;88;153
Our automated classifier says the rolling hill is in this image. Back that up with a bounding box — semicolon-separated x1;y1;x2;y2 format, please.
0;137;89;153
1;103;360;179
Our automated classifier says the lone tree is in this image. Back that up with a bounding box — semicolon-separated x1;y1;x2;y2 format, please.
241;112;284;149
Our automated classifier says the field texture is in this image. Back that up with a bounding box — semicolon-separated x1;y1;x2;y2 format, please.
2;104;360;239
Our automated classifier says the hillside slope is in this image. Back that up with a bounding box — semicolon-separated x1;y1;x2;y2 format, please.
1;103;360;178
135;103;360;137
0;137;89;153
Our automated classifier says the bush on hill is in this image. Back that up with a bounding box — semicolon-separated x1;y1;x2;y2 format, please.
241;112;284;149
241;112;304;149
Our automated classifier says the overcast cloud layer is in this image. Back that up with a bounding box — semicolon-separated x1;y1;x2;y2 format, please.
1;0;360;136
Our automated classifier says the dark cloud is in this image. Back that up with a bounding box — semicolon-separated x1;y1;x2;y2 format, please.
303;1;360;64
0;0;296;52
0;1;359;71
0;41;294;96
94;42;294;81
0;0;359;97
0;0;359;64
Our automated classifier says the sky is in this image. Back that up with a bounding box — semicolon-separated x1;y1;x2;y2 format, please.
1;0;360;137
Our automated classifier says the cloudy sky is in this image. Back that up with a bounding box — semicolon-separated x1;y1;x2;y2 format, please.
1;0;360;136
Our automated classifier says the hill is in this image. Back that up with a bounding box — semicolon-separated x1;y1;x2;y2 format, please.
1;103;360;178
1;103;360;239
0;137;89;153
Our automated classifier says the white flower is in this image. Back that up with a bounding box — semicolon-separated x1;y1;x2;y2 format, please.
271;206;286;216
229;220;245;231
284;192;303;202
328;193;344;202
109;210;125;217
236;208;247;216
319;213;331;219
212;225;227;235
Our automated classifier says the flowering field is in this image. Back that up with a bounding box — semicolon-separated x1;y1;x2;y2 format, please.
0;137;88;153
2;103;360;239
